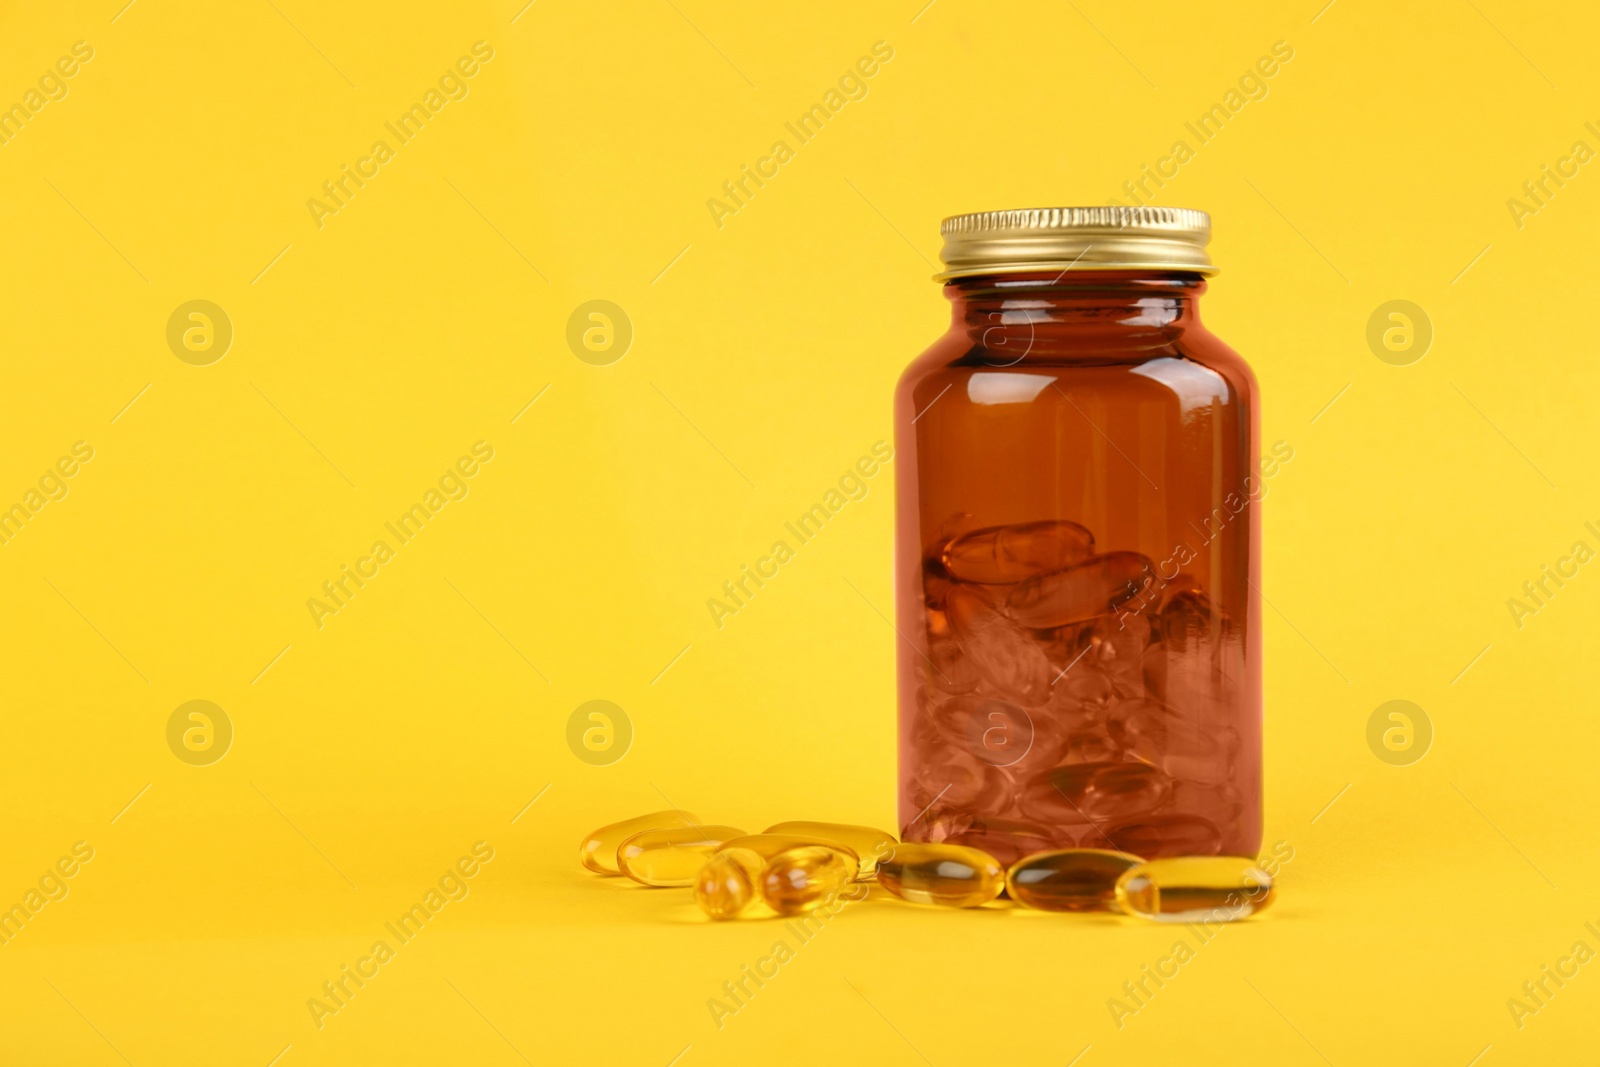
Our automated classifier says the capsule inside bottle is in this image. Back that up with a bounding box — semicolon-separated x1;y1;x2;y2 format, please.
1006;551;1158;629
942;816;1059;868
942;519;1095;583
1007;849;1144;913
579;810;700;874
1105;815;1223;857
946;585;1054;706
1114;856;1274;923
617;824;746;887
877;843;1004;907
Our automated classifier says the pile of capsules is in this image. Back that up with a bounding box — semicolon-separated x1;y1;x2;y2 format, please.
907;517;1253;859
581;810;1276;922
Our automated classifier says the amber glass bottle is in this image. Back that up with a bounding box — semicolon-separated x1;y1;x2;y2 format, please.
894;207;1261;861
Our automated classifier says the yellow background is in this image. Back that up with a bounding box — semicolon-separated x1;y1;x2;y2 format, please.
1;0;1595;1063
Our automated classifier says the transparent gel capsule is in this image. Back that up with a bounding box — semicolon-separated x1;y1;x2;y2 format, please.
958;698;1049;771
1148;635;1247;724
928;639;981;694
579;809;701;874
900;807;973;845
1161;589;1220;651
1004;556;1158;630
1043;758;1120;799
1105;815;1223;858
1139;643;1171;703
764;821;897;879
1049;761;1172;822
941;520;1095;584
1156;731;1236;786
1082;613;1152;680
1016;773;1092;826
1109;702;1235;785
945;816;1063;868
946;585;1053;707
1037;623;1082;667
715;834;860;877
1019;705;1078;766
1104;697;1167;741
1115;856;1275;923
877;843;1005;907
1084;763;1173;821
761;846;856;916
1007;552;1158;629
1062;729;1121;765
694;848;764;920
1106;682;1147;710
1006;849;1145;912
1052;661;1115;711
908;707;949;762
926;693;982;743
617;824;746;887
910;745;1011;813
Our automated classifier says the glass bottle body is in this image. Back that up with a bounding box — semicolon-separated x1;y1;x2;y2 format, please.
893;271;1263;860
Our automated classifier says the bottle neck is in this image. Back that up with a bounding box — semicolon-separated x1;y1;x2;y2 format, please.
945;271;1207;358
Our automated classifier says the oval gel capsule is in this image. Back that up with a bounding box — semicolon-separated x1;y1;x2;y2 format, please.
1015;773;1093;826
694;849;764;921
1115;856;1274;923
579;810;701;874
1006;849;1144;912
1110;703;1235;786
946;585;1054;706
617;824;746;887
1007;551;1158;629
941;519;1095;583
877;843;1004;907
910;745;1012;813
764;821;896;879
761;846;857;916
944;816;1060;868
716;834;860;878
1106;815;1223;857
1081;762;1174;821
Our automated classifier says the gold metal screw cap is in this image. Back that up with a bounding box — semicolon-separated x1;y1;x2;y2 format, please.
936;206;1216;281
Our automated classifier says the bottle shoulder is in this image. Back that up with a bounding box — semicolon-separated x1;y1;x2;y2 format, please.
897;323;1257;403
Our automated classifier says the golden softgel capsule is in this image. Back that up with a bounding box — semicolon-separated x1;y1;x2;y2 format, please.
763;821;896;878
877;843;1004;907
579;810;700;874
761;846;856;916
1006;849;1143;913
716;834;859;876
694;849;764;920
617;825;746;887
1115;856;1274;923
